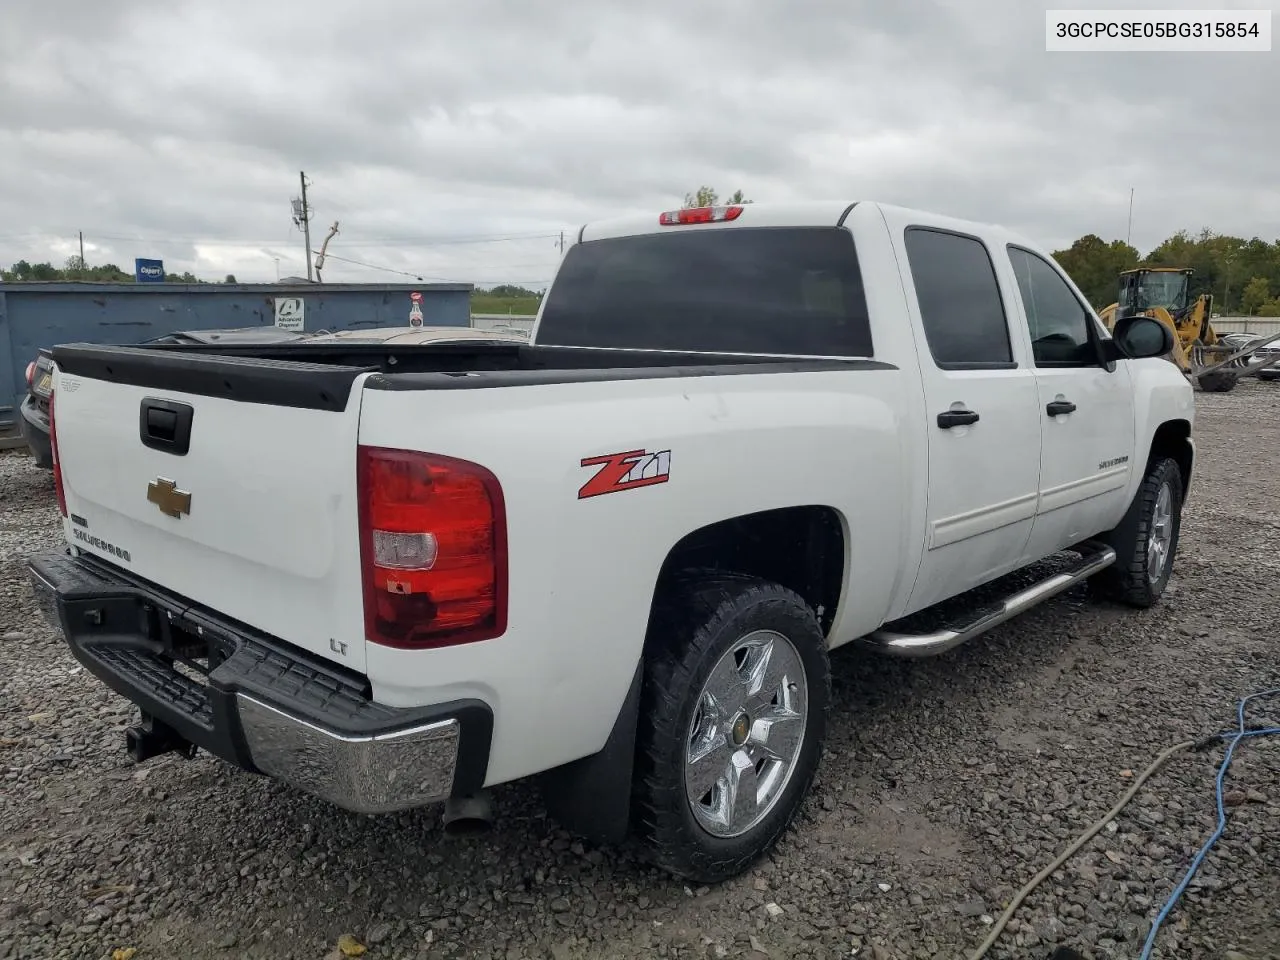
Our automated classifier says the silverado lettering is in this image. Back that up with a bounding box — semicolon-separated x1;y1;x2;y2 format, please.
72;527;131;563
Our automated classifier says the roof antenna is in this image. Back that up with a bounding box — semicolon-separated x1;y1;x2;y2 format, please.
1126;187;1134;247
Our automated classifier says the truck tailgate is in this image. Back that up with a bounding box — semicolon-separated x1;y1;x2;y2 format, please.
50;346;372;672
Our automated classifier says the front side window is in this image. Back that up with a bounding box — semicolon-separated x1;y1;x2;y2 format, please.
1007;247;1098;367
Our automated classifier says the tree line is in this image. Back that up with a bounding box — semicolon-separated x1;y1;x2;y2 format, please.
683;186;751;208
2;256;233;284
1051;228;1280;317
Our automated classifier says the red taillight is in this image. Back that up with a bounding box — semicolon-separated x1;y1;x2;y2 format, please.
658;205;744;226
24;361;36;388
49;392;67;517
357;446;507;649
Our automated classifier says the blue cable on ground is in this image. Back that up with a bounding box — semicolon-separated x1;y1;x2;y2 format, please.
1138;688;1280;959
968;691;1280;960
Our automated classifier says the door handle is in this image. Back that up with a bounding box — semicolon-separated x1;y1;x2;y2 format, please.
937;409;980;429
139;398;195;456
1046;400;1077;416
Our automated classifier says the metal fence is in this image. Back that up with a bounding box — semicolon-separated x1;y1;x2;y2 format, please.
471;313;535;337
1213;316;1280;337
1;281;472;447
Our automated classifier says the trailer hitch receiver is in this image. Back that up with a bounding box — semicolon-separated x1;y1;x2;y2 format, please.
125;714;198;763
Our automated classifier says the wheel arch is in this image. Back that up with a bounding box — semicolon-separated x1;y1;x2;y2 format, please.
537;504;847;846
1147;418;1194;501
645;504;849;649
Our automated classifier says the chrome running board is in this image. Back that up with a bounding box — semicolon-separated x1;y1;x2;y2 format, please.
863;541;1116;658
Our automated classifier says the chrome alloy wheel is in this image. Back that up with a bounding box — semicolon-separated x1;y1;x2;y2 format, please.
1147;481;1174;584
684;629;808;839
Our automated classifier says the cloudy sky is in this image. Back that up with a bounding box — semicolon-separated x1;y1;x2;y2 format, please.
1;0;1276;288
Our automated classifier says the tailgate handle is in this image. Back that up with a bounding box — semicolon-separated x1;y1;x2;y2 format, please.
139;398;194;456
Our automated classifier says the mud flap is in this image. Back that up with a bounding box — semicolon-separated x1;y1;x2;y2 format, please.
536;659;642;846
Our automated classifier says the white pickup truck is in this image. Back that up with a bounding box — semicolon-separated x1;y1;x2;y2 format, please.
28;200;1194;884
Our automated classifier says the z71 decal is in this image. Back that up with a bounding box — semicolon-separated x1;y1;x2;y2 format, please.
578;449;672;499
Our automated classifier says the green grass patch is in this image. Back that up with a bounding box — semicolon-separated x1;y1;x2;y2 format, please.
471;294;541;316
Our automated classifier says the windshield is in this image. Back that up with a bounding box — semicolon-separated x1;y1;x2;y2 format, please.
1134;272;1189;312
535;227;874;357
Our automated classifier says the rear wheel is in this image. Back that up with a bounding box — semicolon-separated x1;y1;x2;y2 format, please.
1095;456;1184;608
633;573;830;884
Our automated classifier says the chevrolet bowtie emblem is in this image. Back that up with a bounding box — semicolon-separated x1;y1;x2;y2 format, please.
147;478;191;518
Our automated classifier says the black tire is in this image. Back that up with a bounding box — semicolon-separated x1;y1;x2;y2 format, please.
1197;371;1236;393
632;572;830;884
1094;456;1184;608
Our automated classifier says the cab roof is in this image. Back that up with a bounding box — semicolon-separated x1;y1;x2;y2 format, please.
578;200;859;243
576;199;1032;249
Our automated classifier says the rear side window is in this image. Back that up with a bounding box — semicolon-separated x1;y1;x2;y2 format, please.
904;227;1013;368
535;227;873;357
1007;246;1098;367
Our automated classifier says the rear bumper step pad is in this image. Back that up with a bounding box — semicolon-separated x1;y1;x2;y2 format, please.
27;548;492;813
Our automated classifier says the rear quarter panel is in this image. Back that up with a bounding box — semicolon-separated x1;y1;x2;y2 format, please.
357;367;911;785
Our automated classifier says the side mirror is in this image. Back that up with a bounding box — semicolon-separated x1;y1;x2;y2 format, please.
1111;314;1174;360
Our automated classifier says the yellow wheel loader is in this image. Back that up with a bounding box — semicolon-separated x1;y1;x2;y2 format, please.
1097;267;1280;392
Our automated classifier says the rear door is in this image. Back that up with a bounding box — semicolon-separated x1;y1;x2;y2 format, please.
891;223;1043;614
50;350;372;671
1004;244;1137;559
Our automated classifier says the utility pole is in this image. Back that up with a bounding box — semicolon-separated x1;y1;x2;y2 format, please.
301;172;313;280
291;171;315;281
78;231;85;268
557;231;566;254
1126;187;1134;247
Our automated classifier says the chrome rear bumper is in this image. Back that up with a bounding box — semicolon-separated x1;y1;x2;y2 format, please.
237;696;461;814
27;548;492;815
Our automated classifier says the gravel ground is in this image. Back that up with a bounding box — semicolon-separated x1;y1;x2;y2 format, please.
2;380;1279;960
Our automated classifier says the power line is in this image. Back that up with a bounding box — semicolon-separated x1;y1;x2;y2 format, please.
0;229;560;286
320;252;459;282
321;251;552;287
41;234;300;249
358;232;562;246
18;230;566;248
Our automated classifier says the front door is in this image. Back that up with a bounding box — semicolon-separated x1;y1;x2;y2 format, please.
1003;244;1137;561
893;224;1044;615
